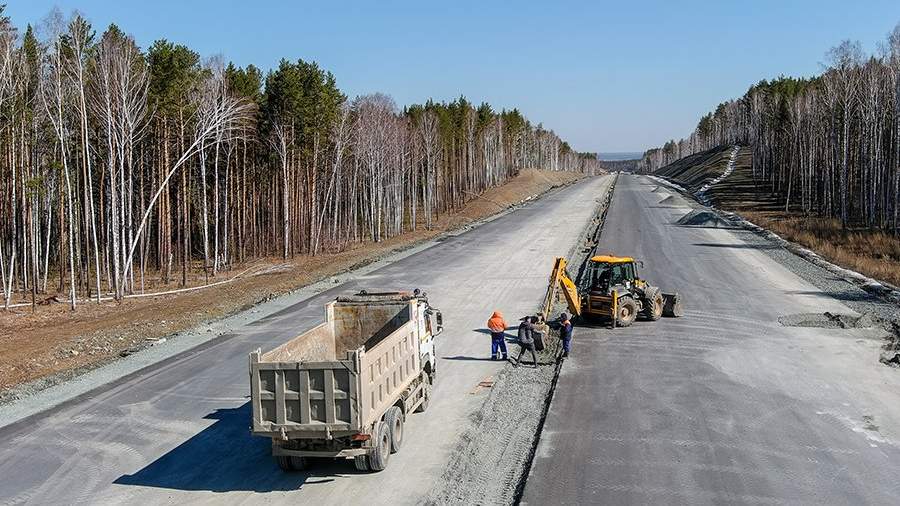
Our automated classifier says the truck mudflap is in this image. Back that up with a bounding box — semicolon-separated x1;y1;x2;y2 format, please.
272;444;368;459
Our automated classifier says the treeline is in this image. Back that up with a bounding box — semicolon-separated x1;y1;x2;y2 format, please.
639;23;900;232
0;8;601;309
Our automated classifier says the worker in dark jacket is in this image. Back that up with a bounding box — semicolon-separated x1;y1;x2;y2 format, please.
559;312;573;358
515;316;538;368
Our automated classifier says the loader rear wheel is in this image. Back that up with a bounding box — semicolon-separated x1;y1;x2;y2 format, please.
368;422;391;472
385;406;404;453
644;292;663;321
616;297;637;328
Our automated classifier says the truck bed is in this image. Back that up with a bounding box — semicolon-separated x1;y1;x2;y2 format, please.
250;295;423;437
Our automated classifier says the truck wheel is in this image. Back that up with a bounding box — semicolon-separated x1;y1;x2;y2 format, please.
354;455;369;472
616;297;637;328
415;377;431;413
276;455;293;471
385;406;404;453
368;422;391;471
276;455;308;471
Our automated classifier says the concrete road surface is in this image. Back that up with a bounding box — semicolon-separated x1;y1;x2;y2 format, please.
523;174;900;505
0;176;613;505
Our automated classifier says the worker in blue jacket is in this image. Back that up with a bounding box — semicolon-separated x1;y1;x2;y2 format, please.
559;313;573;358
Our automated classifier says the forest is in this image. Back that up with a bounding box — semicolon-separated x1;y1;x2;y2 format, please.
639;23;900;232
0;7;602;310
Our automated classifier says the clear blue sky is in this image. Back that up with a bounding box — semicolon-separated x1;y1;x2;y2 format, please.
7;1;900;153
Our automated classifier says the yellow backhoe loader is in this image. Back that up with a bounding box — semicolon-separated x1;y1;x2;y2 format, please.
540;256;681;328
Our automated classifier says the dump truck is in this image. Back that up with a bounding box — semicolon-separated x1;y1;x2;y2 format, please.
541;256;681;327
249;290;442;472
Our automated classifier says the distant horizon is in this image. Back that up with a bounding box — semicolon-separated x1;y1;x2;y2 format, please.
598;152;643;161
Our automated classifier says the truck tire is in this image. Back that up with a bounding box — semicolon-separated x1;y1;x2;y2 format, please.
385;406;404;453
415;377;431;413
368;422;391;472
616;296;638;328
276;455;308;472
354;455;369;471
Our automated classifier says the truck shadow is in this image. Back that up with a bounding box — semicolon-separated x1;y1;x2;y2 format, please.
114;402;365;493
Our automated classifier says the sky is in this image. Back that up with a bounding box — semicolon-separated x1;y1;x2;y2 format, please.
7;1;900;153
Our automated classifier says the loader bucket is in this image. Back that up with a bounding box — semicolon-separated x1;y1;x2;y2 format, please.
662;293;683;317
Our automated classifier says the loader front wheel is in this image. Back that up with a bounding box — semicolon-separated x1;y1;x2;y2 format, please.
616;297;637;328
644;292;663;321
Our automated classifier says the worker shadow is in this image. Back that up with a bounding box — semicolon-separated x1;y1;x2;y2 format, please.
114;402;364;493
442;355;498;361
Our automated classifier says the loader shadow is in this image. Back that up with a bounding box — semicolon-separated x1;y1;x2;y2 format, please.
114;402;364;493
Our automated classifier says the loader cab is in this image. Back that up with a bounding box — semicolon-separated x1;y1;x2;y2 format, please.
589;255;639;295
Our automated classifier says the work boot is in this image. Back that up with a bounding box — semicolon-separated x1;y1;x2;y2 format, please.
562;351;569;358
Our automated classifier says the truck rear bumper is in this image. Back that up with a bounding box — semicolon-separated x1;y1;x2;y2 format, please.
272;445;368;459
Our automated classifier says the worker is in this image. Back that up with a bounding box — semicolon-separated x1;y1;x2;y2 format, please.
514;316;538;368
487;310;508;361
559;312;573;358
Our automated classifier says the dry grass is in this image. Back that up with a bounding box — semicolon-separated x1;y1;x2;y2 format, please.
742;211;900;288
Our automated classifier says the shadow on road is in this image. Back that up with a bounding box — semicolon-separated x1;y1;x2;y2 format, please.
442;355;496;361
691;242;781;250
114;402;363;493
784;289;885;303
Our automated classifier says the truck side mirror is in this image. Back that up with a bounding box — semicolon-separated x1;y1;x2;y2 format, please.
435;312;443;335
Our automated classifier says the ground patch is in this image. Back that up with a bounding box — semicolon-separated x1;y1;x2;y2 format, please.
778;312;876;329
676;209;734;228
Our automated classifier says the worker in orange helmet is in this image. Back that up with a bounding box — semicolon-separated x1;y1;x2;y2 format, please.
487;310;509;361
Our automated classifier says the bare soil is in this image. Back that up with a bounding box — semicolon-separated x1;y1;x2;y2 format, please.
0;169;585;396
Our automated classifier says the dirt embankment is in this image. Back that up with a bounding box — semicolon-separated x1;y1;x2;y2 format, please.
657;146;899;296
0;169;587;399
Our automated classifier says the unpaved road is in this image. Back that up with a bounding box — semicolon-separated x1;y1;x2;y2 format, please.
523;174;900;505
0;176;614;505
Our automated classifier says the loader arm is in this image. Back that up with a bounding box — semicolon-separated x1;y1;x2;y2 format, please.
540;257;582;320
